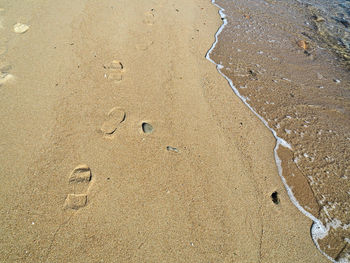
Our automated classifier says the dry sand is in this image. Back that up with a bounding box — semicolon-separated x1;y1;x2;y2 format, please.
0;0;330;262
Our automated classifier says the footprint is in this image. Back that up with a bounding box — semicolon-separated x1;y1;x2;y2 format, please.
64;194;87;210
64;164;92;210
143;11;155;25
136;39;153;51
101;107;126;136
69;164;92;183
104;60;124;82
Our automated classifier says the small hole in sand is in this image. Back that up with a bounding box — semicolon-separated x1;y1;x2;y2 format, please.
271;191;280;204
142;122;153;134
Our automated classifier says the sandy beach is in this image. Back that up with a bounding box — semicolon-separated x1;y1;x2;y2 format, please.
0;0;332;262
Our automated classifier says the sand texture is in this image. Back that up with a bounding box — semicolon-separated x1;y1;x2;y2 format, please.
0;0;330;262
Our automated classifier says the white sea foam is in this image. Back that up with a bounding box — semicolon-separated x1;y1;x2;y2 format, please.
205;1;343;262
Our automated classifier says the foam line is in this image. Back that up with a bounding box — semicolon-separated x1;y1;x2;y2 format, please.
205;1;337;262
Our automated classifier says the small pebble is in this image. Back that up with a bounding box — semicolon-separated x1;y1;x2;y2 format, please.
314;16;325;23
281;77;291;82
13;23;29;34
142;122;153;134
297;40;308;50
166;146;179;153
316;72;324;80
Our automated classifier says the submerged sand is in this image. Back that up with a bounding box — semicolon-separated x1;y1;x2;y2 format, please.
0;0;330;262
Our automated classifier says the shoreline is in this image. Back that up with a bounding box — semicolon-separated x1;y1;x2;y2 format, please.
205;1;335;262
0;0;332;262
209;0;350;261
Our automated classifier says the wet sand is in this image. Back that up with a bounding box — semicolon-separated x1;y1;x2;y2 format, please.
0;0;330;262
210;0;350;261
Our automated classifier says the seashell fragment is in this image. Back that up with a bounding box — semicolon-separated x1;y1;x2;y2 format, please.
297;40;308;50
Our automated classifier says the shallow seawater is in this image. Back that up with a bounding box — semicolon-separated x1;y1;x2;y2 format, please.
297;0;350;66
298;0;350;48
209;0;350;262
